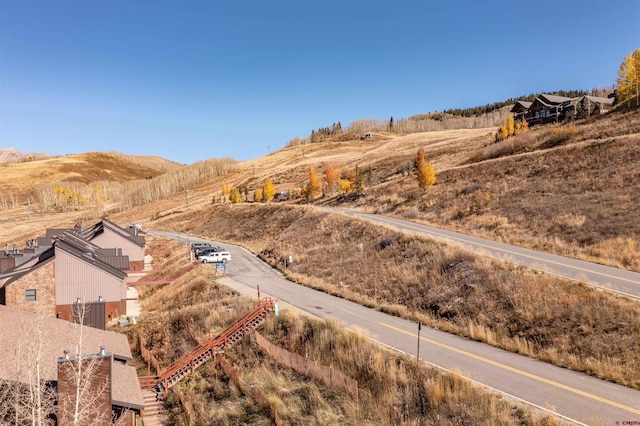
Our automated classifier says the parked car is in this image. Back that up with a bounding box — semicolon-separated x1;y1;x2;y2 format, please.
126;224;145;235
194;246;220;258
191;242;212;252
200;251;231;263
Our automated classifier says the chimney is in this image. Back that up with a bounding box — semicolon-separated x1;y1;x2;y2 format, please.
63;349;70;360
98;346;106;356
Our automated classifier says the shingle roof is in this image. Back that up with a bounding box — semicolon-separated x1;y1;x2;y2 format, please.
538;93;572;105
0;305;132;384
582;95;614;105
112;363;145;410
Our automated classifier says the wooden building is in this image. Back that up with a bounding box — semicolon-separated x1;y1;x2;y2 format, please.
81;218;146;271
526;94;572;125
509;100;532;121
0;231;129;325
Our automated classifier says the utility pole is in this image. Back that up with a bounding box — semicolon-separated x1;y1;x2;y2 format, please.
416;322;421;367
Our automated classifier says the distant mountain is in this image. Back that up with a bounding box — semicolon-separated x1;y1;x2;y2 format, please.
0;147;50;164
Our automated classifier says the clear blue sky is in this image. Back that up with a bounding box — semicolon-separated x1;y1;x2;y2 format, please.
1;1;638;165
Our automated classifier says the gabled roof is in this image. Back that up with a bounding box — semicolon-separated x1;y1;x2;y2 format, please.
0;246;55;287
581;95;614;105
54;231;130;271
510;101;532;113
54;233;127;280
81;218;145;248
0;304;132;384
538;93;572;105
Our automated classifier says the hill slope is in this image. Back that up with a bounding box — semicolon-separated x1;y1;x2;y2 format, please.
0;151;182;201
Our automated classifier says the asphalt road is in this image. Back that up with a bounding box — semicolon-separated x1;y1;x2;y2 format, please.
148;228;640;425
330;210;640;299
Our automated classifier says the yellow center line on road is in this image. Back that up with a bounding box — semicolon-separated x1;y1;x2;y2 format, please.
380;322;640;416
373;216;640;287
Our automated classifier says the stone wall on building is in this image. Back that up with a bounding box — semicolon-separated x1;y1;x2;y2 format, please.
5;261;56;316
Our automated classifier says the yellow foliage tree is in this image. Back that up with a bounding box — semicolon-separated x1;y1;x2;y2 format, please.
515;118;529;134
307;166;323;200
229;188;243;203
324;165;338;195
254;188;263;202
416;148;436;190
499;124;508;140
221;183;230;203
507;114;515;136
339;179;352;194
263;179;275;202
617;48;640;107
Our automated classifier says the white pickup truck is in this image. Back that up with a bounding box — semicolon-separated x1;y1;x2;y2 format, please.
199;251;231;263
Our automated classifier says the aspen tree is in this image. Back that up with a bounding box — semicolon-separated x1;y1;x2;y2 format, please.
263;179;275;202
617;48;640;107
507;114;515;136
324;165;338;195
416;148;436;190
254;188;263;202
229;188;242;203
221;183;230;203
307;166;323;200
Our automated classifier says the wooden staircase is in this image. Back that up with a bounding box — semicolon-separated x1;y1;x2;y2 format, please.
141;389;169;426
140;298;276;394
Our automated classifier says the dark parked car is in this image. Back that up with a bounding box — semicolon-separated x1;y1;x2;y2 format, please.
191;242;212;251
194;246;220;257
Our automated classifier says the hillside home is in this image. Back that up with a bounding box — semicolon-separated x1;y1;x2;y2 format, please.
526;94;573;125
81;218;146;271
53;232;129;322
0;305;144;425
0;231;129;325
574;95;614;117
509;100;532;121
509;93;615;127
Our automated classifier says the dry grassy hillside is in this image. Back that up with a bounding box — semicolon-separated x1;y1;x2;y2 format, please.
3;109;639;271
3;107;639;424
0;151;178;200
129;237;559;425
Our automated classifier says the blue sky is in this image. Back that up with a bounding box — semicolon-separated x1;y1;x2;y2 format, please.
1;1;638;165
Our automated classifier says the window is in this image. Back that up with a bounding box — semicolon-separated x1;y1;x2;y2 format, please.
26;289;37;301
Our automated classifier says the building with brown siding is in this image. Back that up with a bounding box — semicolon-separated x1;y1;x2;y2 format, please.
1;231;129;324
81;218;146;271
54;233;128;322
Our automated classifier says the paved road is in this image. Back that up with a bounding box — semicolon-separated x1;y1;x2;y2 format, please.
328;210;640;299
149;229;640;425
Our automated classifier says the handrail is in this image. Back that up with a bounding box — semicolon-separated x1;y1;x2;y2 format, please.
140;298;276;392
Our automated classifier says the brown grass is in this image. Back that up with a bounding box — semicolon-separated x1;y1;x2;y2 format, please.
152;204;640;389
2;106;640;422
129;238;558;424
